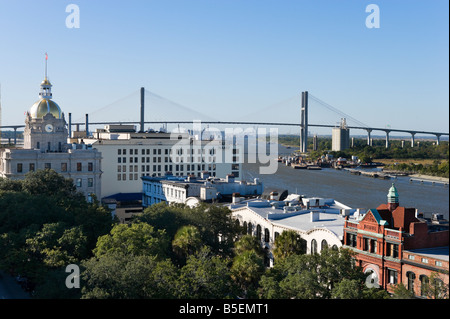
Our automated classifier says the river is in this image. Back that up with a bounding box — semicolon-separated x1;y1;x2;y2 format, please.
241;144;449;219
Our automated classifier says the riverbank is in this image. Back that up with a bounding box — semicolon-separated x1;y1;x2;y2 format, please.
408;174;449;183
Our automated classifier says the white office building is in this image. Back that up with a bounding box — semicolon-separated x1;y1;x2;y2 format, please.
81;125;242;198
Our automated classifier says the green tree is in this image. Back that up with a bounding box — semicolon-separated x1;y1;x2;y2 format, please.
233;234;264;257
231;250;265;298
172;225;202;261
81;251;178;299
177;246;232;299
259;248;365;299
93;222;169;259
392;283;415;299
331;278;363;299
272;230;306;262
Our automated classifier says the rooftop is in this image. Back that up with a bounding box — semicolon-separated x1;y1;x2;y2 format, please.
405;246;449;262
230;196;362;239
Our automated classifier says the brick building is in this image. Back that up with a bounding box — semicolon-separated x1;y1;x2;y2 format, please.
343;184;449;297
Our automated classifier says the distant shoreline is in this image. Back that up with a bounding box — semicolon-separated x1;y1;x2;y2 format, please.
408;174;449;184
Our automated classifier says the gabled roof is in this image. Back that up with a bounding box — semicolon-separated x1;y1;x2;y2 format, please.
362;209;389;226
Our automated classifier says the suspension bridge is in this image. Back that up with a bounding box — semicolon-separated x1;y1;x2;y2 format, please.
1;88;448;151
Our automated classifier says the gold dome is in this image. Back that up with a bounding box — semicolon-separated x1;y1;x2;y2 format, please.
41;78;52;86
30;98;62;119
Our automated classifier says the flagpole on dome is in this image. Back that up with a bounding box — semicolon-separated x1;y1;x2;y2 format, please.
45;52;48;80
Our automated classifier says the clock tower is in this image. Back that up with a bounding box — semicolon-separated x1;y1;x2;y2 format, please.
23;56;68;152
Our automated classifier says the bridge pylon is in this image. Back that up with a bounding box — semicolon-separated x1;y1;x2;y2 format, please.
300;91;308;153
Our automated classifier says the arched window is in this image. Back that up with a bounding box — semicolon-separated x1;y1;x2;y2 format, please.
407;272;416;294
420;275;429;297
256;225;262;241
331;245;338;251
243;221;248;235
311;239;318;254
264;228;270;243
247;223;253;236
321;239;328;251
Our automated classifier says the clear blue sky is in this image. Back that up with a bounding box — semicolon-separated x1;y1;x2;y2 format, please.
0;0;448;136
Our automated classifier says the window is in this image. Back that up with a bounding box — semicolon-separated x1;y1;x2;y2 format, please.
17;163;23;173
364;238;370;251
45;163;51;169
118;149;122;155
388;269;398;285
436;261;443;267
421;258;428;264
264;228;270;243
88;178;93;187
386;243;399;258
420;275;429;297
256;225;262;241
76;178;82;187
29;163;35;172
346;233;357;247
77;163;82;171
61;163;67;172
311;239;318;254
321;239;328;251
370;239;377;254
88;162;93;171
407;272;416;294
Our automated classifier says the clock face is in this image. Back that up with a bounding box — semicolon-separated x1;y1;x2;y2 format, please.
45;124;54;132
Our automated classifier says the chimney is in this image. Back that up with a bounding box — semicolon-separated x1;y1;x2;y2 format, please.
310;211;320;222
232;193;241;204
140;87;145;133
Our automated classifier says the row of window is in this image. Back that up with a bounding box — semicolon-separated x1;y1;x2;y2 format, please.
405;272;445;298
407;254;443;267
75;177;94;188
118;148;226;156
346;233;399;258
117;163;220;181
118;164;217;173
241;221;337;253
117;156;228;164
16;162;94;173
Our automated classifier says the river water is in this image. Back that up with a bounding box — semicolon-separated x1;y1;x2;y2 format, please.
241;144;449;219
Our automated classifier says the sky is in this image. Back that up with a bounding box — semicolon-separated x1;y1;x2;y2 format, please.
0;0;448;137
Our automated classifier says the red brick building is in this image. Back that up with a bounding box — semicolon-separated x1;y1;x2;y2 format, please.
343;184;449;297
